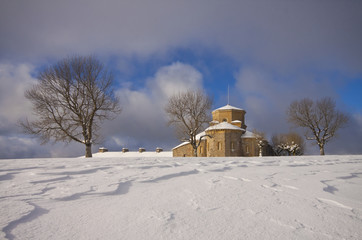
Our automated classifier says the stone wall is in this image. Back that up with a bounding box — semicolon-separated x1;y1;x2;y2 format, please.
197;140;207;157
172;133;263;157
212;109;246;129
206;129;243;157
173;144;192;157
225;131;244;156
241;138;259;157
173;140;207;157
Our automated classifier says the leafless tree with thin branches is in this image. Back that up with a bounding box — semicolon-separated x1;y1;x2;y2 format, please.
287;97;348;155
20;56;121;157
165;90;213;157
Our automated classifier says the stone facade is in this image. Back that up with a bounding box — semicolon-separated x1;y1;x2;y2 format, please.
211;105;247;129
173;104;263;157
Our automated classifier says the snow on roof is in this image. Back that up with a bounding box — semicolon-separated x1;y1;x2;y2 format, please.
212;104;244;112
173;131;207;149
172;142;189;150
206;122;245;131
231;120;242;123
241;130;257;138
196;131;206;140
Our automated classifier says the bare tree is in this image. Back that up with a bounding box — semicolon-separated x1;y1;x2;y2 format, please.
252;129;266;141
271;132;305;155
165;90;213;157
287;97;348;155
20;56;121;157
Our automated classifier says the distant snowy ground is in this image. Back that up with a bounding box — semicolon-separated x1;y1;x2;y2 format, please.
1;155;362;240
91;151;173;158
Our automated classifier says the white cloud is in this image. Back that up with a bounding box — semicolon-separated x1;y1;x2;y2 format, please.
0;63;37;131
0;134;84;159
99;62;203;151
0;64;86;158
0;61;204;158
149;62;203;100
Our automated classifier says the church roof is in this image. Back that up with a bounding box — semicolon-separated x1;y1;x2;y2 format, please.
205;122;245;131
172;131;207;150
241;130;258;138
212;104;245;112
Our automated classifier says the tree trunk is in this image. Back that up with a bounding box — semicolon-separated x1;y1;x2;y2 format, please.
319;146;325;155
85;143;92;158
193;147;198;157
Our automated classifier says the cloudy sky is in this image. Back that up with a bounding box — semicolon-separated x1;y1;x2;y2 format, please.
0;0;361;158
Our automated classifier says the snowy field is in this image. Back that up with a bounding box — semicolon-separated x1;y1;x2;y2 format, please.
1;155;362;240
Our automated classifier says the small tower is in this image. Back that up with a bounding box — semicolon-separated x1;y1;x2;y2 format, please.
211;104;247;129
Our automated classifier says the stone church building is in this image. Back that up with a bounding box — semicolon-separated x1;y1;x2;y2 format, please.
172;104;266;157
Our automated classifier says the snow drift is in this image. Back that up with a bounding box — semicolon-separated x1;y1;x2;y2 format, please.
0;155;361;239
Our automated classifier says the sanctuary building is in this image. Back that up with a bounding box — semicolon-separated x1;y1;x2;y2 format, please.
173;104;268;157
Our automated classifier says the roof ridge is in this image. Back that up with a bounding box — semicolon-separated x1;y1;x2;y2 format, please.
205;121;245;131
212;104;244;112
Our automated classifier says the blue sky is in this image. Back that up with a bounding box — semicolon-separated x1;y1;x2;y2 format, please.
0;0;361;158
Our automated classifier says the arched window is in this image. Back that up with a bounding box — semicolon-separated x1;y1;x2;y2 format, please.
222;118;227;122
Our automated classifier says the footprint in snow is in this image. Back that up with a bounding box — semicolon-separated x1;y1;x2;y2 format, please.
208;178;221;184
261;184;282;192
149;211;176;223
317;198;353;210
240;178;252;182
223;176;239;180
281;185;299;190
223;176;251;182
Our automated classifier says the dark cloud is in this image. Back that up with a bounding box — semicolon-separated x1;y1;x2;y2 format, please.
1;1;361;73
234;66;338;133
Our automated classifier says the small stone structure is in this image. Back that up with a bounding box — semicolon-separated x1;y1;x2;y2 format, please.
98;147;108;153
156;147;163;153
139;148;146;153
122;148;129;153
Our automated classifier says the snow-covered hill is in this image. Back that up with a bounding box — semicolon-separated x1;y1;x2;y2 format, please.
1;155;362;239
